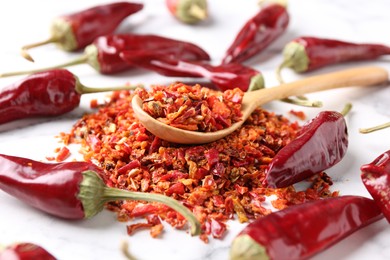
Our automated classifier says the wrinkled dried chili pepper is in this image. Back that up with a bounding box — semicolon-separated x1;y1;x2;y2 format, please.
21;2;144;62
361;150;390;223
230;195;383;260
1;34;210;77
120;51;264;91
166;0;208;24
263;104;351;188
0;69;139;125
0;153;200;235
221;2;289;64
0;242;56;260
276;36;390;83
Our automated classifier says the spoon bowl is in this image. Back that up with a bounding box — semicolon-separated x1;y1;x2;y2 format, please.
132;66;388;144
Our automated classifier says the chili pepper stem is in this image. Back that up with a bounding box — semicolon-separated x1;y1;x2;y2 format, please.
230;234;268;260
20;37;60;63
248;74;265;91
0;54;89;78
121;241;137;260
79;170;201;236
188;4;207;20
359;121;390;134
281;97;323;107
340;102;352;116
276;58;323;107
75;77;141;94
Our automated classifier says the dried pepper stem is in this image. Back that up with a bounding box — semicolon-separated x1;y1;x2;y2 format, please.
80;171;201;236
359;121;390;134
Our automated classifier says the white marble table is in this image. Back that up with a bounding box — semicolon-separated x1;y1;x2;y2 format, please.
0;0;389;259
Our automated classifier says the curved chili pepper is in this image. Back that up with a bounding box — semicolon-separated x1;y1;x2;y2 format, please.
0;242;56;260
0;69;139;125
166;0;208;24
230;195;383;260
277;36;390;82
263;105;351;188
2;34;210;77
120;51;264;91
21;2;144;62
0;153;200;236
361;150;390;223
221;2;289;64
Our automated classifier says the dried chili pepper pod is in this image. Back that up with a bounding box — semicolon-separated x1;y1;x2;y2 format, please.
276;36;390;83
230;195;383;260
263;104;352;188
166;0;208;24
120;51;264;91
0;242;56;260
361;150;390;223
21;2;144;62
2;34;210;77
0;69;139;125
0;153;200;236
221;1;289;64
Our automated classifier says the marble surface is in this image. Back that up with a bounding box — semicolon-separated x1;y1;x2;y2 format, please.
0;0;390;259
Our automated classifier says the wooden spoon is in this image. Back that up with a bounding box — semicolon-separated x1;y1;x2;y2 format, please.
132;66;388;144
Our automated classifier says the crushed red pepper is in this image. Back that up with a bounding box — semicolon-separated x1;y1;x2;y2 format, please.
136;83;244;132
61;87;337;242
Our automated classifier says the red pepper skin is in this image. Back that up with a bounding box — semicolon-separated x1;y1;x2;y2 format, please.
361;150;390;223
0;153;103;219
0;69;80;124
263;111;348;188
222;3;289;64
0;153;202;235
59;2;144;50
230;196;383;260
288;37;390;72
0;243;56;260
95;34;211;74
120;51;264;91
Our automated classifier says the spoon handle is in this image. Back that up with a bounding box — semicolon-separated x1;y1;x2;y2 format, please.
246;66;388;107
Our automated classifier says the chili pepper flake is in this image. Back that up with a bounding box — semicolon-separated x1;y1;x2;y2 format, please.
62;86;337;242
55;146;71;162
136;83;244;132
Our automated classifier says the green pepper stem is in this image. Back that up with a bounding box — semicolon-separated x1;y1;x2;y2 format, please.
102;187;201;236
189;4;207;20
75;77;142;94
20;36;60;63
359;121;390;134
276;59;322;107
0;54;88;78
340;103;352;116
281;97;323;107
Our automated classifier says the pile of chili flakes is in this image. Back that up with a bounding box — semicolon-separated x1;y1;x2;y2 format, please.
61;85;338;243
136;83;244;132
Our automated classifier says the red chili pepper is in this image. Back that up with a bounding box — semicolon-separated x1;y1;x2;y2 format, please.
0;242;56;260
263;105;351;188
120;51;264;91
0;153;200;235
0;69;138;125
221;2;289;64
277;36;390;82
21;2;144;62
361;150;390;223
166;0;208;24
2;34;210;77
230;195;383;260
